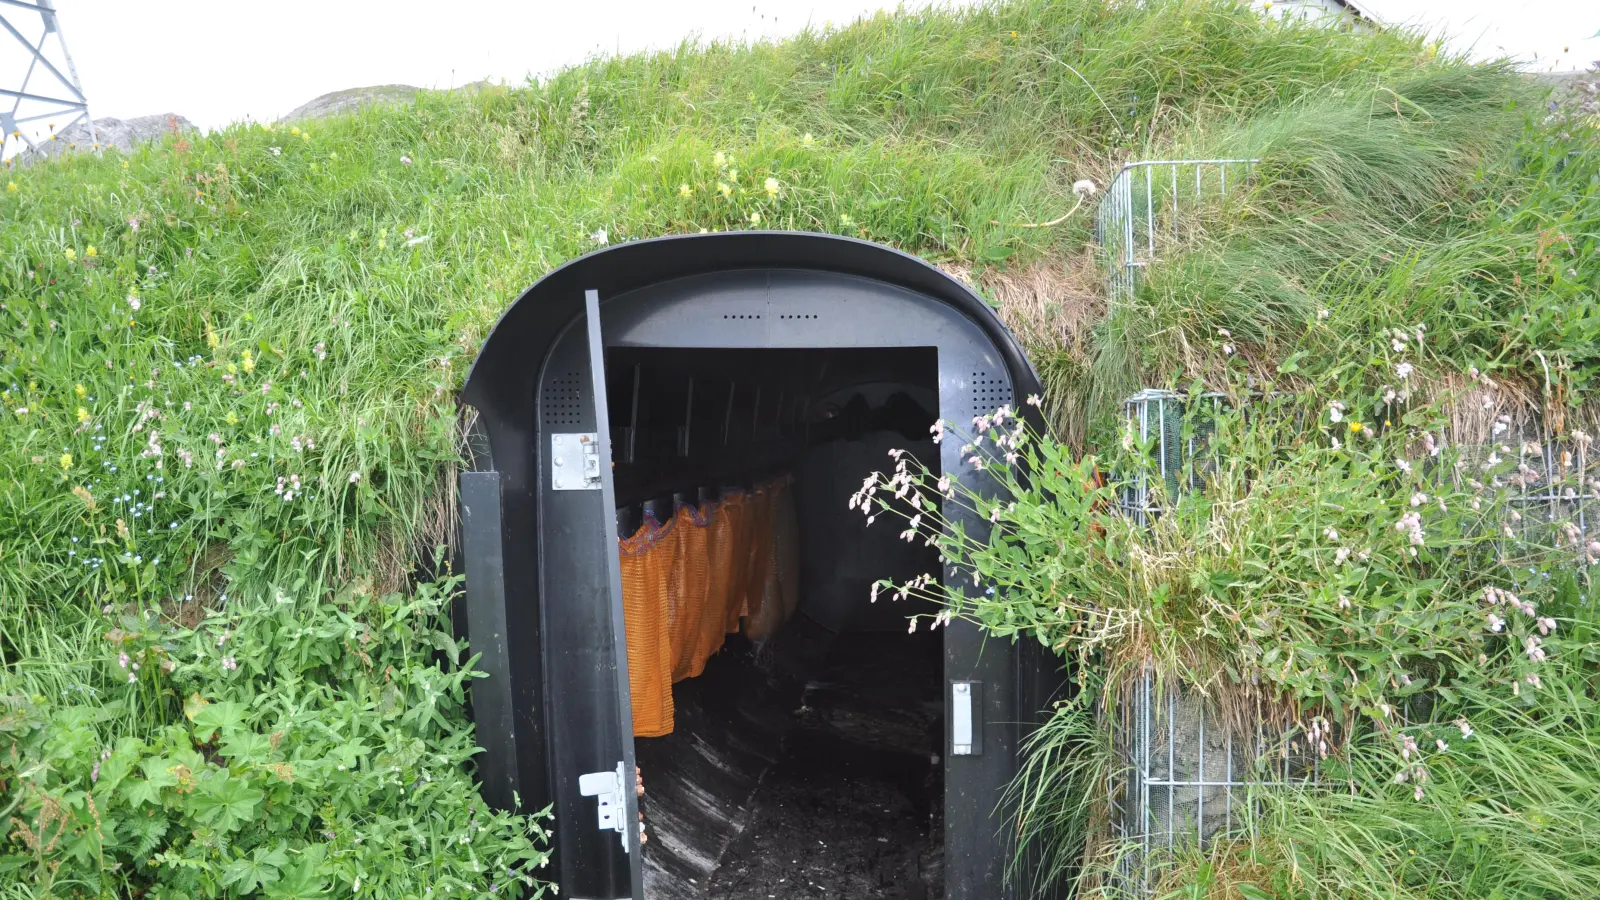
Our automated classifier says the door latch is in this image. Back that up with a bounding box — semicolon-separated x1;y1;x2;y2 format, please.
578;761;630;853
552;433;602;491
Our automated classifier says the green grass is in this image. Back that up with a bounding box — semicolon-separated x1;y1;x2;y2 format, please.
1;0;1592;897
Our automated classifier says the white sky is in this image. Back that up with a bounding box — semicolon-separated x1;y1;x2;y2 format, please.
6;1;1600;133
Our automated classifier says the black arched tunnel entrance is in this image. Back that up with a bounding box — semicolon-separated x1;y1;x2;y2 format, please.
457;232;1065;899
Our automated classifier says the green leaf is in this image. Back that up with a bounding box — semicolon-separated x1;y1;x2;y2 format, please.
189;772;262;833
222;844;288;893
265;844;329;899
192;700;248;741
980;245;1014;262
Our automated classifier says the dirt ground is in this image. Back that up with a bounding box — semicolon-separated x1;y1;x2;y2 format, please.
705;635;942;900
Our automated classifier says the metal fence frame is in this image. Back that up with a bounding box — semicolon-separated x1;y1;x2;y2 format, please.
1095;159;1258;306
1109;390;1597;894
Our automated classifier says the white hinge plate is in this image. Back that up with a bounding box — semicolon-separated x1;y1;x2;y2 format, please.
578;761;630;853
552;432;602;491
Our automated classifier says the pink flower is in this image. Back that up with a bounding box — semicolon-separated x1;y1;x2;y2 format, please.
221;657;238;671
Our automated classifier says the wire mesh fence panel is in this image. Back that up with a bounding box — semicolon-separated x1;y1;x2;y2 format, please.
1104;391;1597;895
1095;160;1258;307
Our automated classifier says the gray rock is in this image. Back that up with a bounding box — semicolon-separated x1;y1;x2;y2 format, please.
280;84;419;123
16;113;193;164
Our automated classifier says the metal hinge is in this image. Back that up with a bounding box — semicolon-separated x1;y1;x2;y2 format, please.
552;433;602;491
577;761;630;853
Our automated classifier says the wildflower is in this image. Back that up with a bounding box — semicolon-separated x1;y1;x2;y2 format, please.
290;126;301;136
400;155;412;166
748;211;761;225
1026;394;1042;407
5;181;14;192
717;181;732;197
1318;308;1330;320
405;233;430;246
1323;527;1339;541
1396;361;1413;379
1536;616;1556;636
1349;421;1363;434
1525;672;1542;689
679;183;692;197
764;177;779;198
1524;635;1546;663
63;247;76;261
85;245;97;258
840;213;854;227
714;151;726;167
76;407;90;423
802;132;815;146
929;419;946;444
1338;594;1352;610
269;146;281;156
1222;343;1235;356
1328;401;1344;423
241;350;254;374
1455;717;1474;739
314;341;327;360
1072;179;1098;197
59;453;72;470
1335;547;1351;565
1396;458;1412;474
1410;492;1427;507
590;228;608;245
221;656;238;671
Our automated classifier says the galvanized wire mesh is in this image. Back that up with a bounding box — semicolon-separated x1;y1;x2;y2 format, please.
1095;160;1258;306
1107;390;1599;894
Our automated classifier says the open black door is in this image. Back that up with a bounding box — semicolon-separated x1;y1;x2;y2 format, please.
537;289;644;899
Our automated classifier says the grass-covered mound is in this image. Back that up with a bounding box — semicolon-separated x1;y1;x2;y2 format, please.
2;0;1594;897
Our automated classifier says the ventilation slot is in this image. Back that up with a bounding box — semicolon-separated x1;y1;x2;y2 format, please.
721;313;762;320
971;371;1012;413
776;313;820;320
544;372;584;427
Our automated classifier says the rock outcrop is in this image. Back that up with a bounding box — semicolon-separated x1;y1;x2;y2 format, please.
280;84;419;122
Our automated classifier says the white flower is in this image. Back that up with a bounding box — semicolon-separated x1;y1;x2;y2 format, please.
127;295;141;311
269;146;281;156
1328;401;1344;423
349;471;361;484
405;234;431;247
1072;179;1097;197
1222;343;1235;356
1317;308;1330;320
1396;362;1413;379
590;228;609;246
400;155;413;166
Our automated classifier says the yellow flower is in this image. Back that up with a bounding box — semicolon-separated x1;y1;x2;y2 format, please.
225;411;239;425
1349;421;1363;434
241;350;255;374
764;177;779;198
301;132;310;142
717;182;732;198
205;322;219;350
679;183;692;197
728;169;738;182
85;245;97;258
59;453;72;470
290;126;301;136
225;362;238;375
74;383;86;398
801;133;815;147
76;407;90;423
63;247;76;261
748;211;761;225
330;151;338;160
122;160;129;170
714;151;727;167
5;181;15;192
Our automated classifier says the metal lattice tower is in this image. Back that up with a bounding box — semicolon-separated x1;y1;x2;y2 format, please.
2;0;96;161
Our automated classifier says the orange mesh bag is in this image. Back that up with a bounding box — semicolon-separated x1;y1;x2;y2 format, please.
743;480;787;642
619;517;675;738
704;496;746;643
668;503;717;682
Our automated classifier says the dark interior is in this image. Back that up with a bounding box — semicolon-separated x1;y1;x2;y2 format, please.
607;347;948;900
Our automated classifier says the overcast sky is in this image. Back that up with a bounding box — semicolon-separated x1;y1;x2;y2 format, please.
7;0;1600;132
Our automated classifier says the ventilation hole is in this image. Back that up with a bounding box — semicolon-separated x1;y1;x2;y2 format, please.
777;313;820;320
721;313;763;320
542;372;584;426
970;371;1013;413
